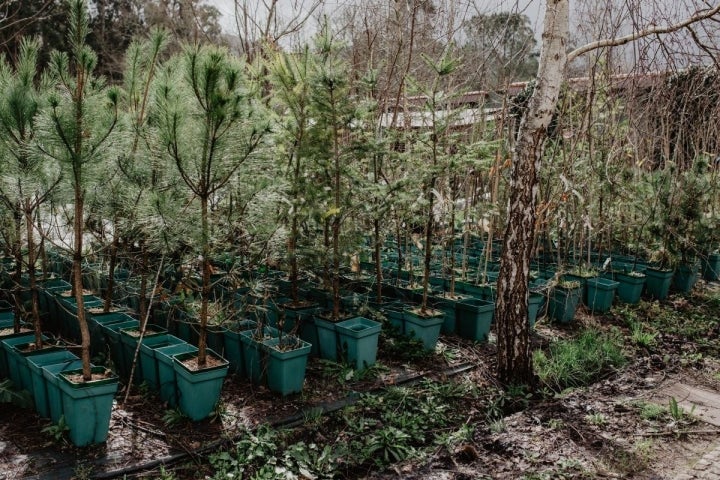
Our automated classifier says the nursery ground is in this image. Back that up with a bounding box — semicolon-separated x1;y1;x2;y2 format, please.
1;283;720;479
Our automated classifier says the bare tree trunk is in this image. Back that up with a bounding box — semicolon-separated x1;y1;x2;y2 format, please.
103;227;119;313
25;205;42;348
12;210;22;332
198;195;210;366
495;0;569;387
73;192;92;381
493;0;720;387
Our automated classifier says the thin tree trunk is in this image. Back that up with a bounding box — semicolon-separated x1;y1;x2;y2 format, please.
25;206;42;348
374;219;382;302
198;195;210;366
103;228;119;313
73;192;92;381
138;242;148;326
495;0;569;387
421;176;436;313
12;210;22;333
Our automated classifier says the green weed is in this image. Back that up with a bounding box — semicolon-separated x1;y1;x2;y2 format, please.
0;379;33;408
668;396;695;422
638;401;666;421
629;322;657;348
534;329;627;391
162;408;188;427
585;413;607;426
42;415;69;442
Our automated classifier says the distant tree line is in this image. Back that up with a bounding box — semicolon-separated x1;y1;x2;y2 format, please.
0;0;223;80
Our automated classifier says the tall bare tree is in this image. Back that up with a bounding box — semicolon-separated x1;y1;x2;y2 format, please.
494;0;720;386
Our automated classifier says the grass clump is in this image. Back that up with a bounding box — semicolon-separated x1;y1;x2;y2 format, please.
534;329;627;392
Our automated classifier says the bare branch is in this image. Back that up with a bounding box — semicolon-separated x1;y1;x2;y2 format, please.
568;2;720;63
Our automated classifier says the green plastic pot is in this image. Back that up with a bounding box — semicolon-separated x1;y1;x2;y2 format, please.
528;293;545;328
564;273;598;306
455;299;494;342
42;358;84;424
58;367;119;446
57;294;103;341
461;283;497;302
585;277;619;314
138;334;186;391
27;349;79;418
263;336;312;395
206;323;228;358
87;311;133;355
39;280;71;330
154;343;198;407
0;311;13;329
614;272;646;304
384;308;405;334
239;327;278;384
9;341;60;394
701;253;720;281
402;308;444;351
119;326;167;385
174;317;200;345
223;319;257;376
314;316;339;361
0;329;32;378
172;349;229;421
280;301;320;337
335;317;382;370
100;319;139;379
672;263;700;293
644;267;673;300
432;295;461;334
548;285;582;324
1;333;44;388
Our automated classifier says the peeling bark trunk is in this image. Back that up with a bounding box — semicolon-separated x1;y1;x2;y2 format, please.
495;0;568;387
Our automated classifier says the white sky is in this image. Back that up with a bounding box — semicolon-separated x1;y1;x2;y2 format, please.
207;0;546;37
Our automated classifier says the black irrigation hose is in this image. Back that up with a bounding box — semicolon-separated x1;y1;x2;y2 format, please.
94;361;477;479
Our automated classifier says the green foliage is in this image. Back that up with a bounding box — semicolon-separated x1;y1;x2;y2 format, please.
668;396;695;422
584;413;607;426
364;426;415;465
42;415;70;442
486;384;532;421
162;408;188;427
0;379;34;409
534;329;627;391
209;425;342;480
638;401;666;421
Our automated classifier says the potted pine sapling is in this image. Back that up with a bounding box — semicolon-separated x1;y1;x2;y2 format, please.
37;0;119;446
156;44;268;418
400;53;467;351
268;48;322;355
0;40;72;416
305;24;381;369
669;158;709;292
0;37;62;355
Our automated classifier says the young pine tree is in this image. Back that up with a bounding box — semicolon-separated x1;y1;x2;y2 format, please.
155;44;268;366
38;0;121;380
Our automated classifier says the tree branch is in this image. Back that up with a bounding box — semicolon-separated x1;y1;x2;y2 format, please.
567;3;720;63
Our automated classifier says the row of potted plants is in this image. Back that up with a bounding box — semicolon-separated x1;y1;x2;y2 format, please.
0;304;118;447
